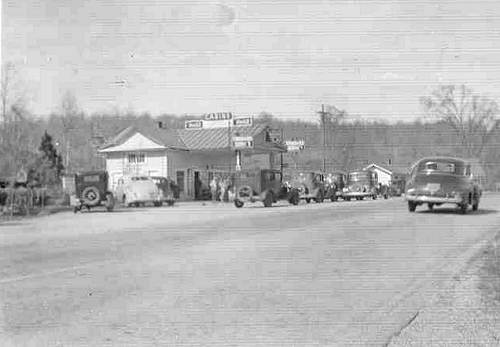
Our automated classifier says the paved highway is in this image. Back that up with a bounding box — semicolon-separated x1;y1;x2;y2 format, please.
1;195;500;346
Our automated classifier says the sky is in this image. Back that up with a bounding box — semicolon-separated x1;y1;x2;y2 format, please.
2;0;500;121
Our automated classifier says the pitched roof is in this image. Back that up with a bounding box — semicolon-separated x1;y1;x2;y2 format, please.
99;123;287;153
177;123;267;151
100;125;188;151
364;163;393;175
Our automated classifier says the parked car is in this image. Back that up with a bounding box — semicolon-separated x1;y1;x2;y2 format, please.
286;171;326;203
405;157;481;214
342;170;378;201
73;171;115;212
115;176;164;207
233;169;288;208
150;176;176;206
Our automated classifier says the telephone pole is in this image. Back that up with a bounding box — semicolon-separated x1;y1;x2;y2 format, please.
318;104;328;172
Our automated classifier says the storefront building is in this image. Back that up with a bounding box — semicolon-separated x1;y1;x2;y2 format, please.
99;115;286;199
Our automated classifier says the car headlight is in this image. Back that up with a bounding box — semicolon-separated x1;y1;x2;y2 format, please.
406;188;415;195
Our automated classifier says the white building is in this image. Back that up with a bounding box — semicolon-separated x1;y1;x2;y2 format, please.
98;122;286;200
363;163;393;186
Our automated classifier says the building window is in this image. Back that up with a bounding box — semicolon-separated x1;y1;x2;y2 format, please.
128;153;145;163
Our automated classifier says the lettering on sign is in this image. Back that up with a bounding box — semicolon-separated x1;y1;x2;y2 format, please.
285;140;305;152
185;120;203;129
205;112;233;121
233;117;253;126
232;136;254;149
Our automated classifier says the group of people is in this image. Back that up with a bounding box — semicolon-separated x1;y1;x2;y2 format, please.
209;175;234;202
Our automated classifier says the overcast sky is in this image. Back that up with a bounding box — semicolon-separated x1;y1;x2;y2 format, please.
3;0;500;121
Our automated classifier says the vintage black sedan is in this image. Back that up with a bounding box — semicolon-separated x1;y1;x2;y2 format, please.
405;157;481;214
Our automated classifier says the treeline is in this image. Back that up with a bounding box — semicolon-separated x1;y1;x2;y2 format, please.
1;110;499;187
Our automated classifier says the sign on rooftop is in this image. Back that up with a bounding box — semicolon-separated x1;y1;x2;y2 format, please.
185;120;203;129
205;112;233;121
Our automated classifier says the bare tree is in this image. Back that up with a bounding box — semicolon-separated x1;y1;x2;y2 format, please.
420;85;500;157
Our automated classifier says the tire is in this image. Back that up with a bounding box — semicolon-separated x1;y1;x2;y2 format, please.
105;193;115;212
408;201;417;212
289;190;300;205
167;200;175;206
305;198;311;203
472;197;479;211
330;195;338;202
359;196;364;201
263;191;273;207
234;199;244;208
153;201;163;207
459;203;468;214
315;191;324;203
372;194;377;200
428;203;434;211
345;197;351;201
81;186;100;206
384;194;388;199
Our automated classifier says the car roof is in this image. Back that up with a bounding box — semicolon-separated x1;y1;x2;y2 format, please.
416;156;468;165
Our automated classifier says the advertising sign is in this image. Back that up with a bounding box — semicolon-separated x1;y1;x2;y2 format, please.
233;116;253;127
285;140;305;152
205;112;233;121
185;120;203;129
232;136;254;149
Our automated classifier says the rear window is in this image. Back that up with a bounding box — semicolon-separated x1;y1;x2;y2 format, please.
417;160;465;175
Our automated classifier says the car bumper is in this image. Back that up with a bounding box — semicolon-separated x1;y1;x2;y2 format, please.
405;195;462;204
342;192;373;197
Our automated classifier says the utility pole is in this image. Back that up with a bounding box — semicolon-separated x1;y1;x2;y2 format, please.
318;104;328;172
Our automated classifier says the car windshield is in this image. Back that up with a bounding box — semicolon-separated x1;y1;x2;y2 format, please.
417;160;466;175
348;172;369;183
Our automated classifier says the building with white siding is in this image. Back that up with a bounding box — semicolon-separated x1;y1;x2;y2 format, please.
99;122;286;200
363;163;393;186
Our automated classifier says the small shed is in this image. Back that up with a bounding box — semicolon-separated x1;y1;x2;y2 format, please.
363;163;393;186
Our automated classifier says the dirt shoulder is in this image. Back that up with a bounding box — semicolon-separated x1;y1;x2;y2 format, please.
388;232;500;346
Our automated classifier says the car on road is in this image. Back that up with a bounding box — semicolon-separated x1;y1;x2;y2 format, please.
73;171;115;212
342;170;378;201
285;171;326;203
233;169;288;208
405;157;482;214
115;176;164;207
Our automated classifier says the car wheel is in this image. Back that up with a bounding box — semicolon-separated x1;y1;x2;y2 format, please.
428;203;434;210
372;194;377;200
345;197;351;201
81;186;100;206
305;198;311;203
234;199;244;208
315;191;324;203
167;200;175;206
105;193;115;212
263;191;273;207
459;202;468;214
408;201;417;212
472;199;479;211
359;196;364;201
289;190;300;205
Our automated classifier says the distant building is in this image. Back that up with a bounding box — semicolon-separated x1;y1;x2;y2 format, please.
363;163;393;186
98;121;286;200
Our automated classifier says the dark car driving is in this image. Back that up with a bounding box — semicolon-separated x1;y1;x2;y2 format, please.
405;157;481;214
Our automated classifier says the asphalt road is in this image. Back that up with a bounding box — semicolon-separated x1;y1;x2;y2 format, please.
1;195;500;346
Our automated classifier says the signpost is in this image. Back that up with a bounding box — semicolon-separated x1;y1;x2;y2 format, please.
285;140;305;152
232;136;254;149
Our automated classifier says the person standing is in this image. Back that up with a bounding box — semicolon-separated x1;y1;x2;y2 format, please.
210;176;218;202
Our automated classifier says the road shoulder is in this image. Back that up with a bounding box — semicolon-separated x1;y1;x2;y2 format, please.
388;231;500;346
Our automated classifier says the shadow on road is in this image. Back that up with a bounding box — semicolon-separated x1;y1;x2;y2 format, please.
418;208;498;215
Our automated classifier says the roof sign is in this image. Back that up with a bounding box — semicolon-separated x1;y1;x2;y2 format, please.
205;112;233;121
185;120;203;129
285;140;305;152
233;116;253;126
